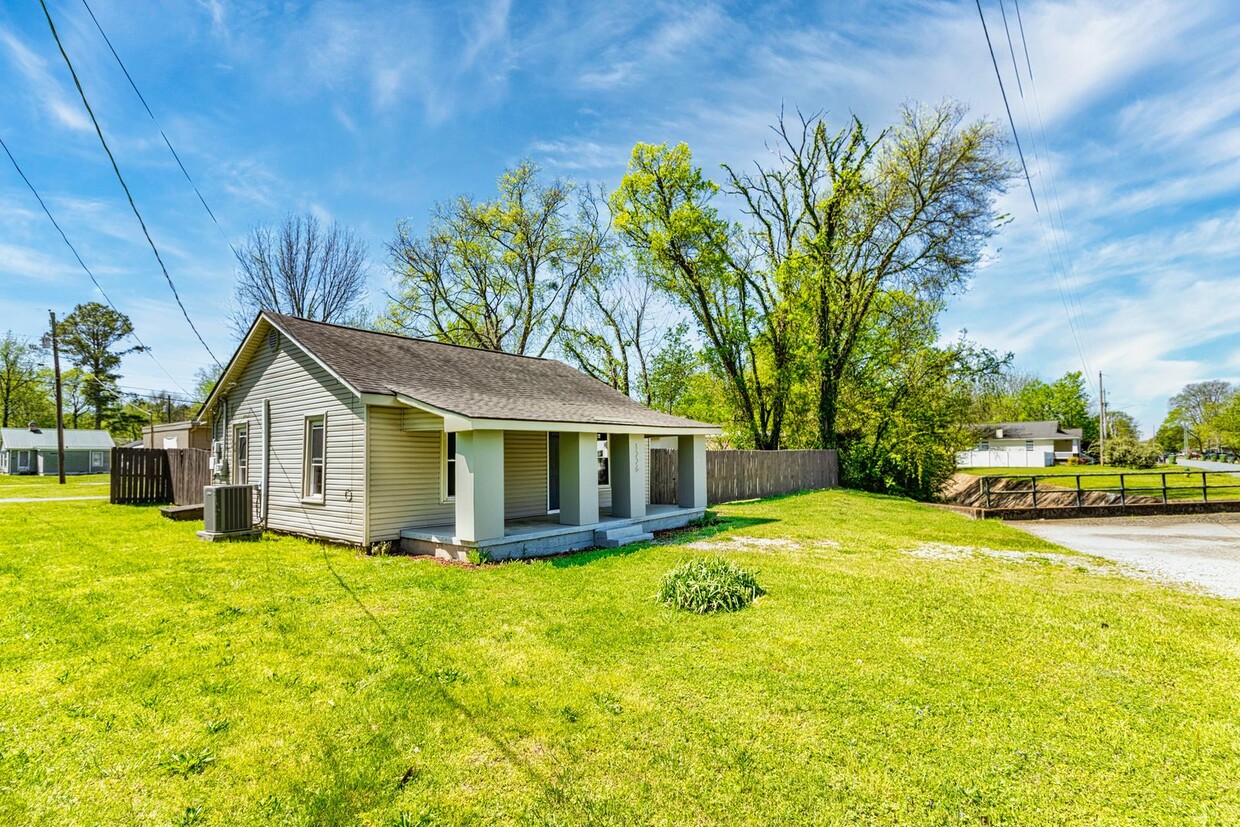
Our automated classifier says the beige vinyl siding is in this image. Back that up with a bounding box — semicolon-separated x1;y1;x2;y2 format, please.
366;405;453;539
505;431;548;518
218;326;366;545
401;408;443;431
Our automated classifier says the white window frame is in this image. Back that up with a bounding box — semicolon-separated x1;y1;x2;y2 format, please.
1;452;7;473
303;414;326;502
1025;440;1034;452
978;441;990;451
16;450;31;472
233;422;249;485
90;450;105;469
597;433;610;486
441;431;456;502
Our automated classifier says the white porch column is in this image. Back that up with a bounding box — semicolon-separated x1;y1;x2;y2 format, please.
558;431;599;526
677;434;707;509
611;433;647;519
455;430;504;543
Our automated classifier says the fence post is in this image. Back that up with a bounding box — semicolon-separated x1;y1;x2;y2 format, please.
1075;475;1083;508
1161;472;1168;504
1031;477;1038;508
983;477;991;509
1203;472;1209;503
1119;474;1126;506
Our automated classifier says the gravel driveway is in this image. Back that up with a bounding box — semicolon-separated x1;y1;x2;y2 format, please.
1010;513;1240;599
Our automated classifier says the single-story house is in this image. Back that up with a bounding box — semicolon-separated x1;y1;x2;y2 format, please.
957;420;1084;468
198;312;719;559
143;420;211;450
0;424;114;475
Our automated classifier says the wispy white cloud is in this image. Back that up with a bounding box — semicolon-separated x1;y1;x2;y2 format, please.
0;28;91;132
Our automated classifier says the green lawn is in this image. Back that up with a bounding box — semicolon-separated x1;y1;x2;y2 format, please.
0;473;110;500
2;492;1238;825
960;464;1240;501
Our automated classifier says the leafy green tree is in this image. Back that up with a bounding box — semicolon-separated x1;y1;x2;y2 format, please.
1166;380;1232;450
835;293;1005;498
60;368;90;429
1104;410;1139;442
746;103;1010;451
0;333;49;428
1154;412;1186;453
193;365;223;405
611;142;801;449
56;302;146;429
386;161;607;356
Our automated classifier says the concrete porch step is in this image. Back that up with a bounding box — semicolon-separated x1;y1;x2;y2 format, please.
594;524;654;548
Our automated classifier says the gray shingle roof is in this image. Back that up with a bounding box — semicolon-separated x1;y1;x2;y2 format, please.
977;421;1083;440
265;312;716;431
0;427;115;451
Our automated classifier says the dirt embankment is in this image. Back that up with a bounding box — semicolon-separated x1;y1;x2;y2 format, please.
940;473;1160;509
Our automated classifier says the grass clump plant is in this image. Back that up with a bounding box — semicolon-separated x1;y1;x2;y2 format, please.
657;556;765;613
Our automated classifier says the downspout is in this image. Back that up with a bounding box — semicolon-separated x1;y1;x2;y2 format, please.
261;399;271;524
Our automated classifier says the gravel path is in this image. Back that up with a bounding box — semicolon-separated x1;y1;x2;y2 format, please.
1010;514;1240;599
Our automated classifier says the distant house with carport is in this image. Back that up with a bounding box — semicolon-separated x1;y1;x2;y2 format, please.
957;420;1084;468
0;424;114;475
197;312;719;559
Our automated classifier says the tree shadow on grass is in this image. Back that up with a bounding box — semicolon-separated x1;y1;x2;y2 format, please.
546;514;779;569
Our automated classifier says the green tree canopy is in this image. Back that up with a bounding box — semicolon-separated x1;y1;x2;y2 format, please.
56;302;146;429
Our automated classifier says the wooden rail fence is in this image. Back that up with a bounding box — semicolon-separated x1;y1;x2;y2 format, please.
110;447;210;506
651;448;839;505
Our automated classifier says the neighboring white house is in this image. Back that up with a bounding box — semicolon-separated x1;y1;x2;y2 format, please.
197;312;719;559
0;424;114;475
956;421;1084;468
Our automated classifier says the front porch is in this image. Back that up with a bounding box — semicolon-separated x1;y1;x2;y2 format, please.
399;503;707;561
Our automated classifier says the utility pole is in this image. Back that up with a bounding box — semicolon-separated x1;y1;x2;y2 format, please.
1098;371;1106;466
47;311;66;485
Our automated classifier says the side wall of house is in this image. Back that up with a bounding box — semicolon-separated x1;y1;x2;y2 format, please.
367;406;453;540
217;328;367;544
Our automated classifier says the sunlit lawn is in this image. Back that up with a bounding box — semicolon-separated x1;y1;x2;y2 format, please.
1;491;1238;825
0;473;110;500
960;464;1240;501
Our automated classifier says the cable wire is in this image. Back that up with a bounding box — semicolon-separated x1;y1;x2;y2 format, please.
974;0;1038;211
0;133;192;397
78;0;243;263
38;0;222;368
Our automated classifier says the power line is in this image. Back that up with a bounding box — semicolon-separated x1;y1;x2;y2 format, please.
38;0;222;368
78;0;243;263
0;132;192;397
974;0;1038;211
1005;0;1100;391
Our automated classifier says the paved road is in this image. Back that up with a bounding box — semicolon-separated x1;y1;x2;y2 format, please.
1011;514;1240;598
1176;459;1240;475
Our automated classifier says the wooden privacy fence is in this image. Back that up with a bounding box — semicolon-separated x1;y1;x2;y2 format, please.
650;448;839;505
110;447;210;506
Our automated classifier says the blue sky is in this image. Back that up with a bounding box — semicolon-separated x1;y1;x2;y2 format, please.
2;0;1239;435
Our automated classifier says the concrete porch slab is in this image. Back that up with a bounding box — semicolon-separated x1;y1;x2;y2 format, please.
399;504;706;561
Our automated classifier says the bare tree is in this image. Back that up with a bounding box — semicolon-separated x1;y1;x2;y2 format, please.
230;213;370;335
385;162;608;356
561;274;658;399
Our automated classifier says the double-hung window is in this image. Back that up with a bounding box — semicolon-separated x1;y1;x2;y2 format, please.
90;450;105;469
304;415;325;500
1025;440;1034;452
233;423;249;485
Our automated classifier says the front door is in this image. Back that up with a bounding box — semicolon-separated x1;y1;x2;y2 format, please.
547;433;560;512
15;450;31;473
